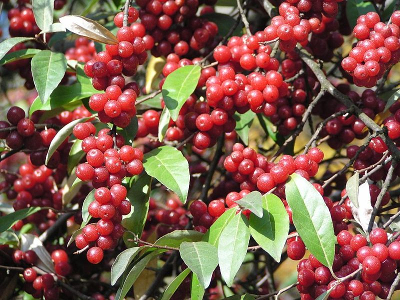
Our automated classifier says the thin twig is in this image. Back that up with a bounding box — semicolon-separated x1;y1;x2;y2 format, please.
136;90;162;105
386;272;400;300
383;210;400;229
256;282;298;300
57;280;95;300
39;212;75;243
237;0;251;35
122;0;130;27
368;162;396;232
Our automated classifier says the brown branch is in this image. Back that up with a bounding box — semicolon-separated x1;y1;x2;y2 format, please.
368;162;396;232
122;0;130;27
383;210;400;229
237;0;251;35
386;272;400;300
256;282;298;300
135;90;162;105
39;212;75;243
57;280;95;300
298;46;400;162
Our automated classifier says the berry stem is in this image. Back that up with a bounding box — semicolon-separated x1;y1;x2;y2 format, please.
236;0;251;36
122;0;130;27
386;272;400;300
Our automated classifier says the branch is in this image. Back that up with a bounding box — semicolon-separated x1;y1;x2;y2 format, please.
237;0;251;35
383;210;400;229
57;280;95;300
122;0;130;27
256;282;297;300
136;90;162;105
39;212;75;243
367;162;396;232
386;272;400;300
298;46;400;162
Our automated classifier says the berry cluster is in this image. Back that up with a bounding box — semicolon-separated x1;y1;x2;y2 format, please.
0;106;72;168
263;0;344;60
342;11;400;87
14;249;71;299
297;228;400;299
313;86;385;150
73;125;144;263
89;85;137;128
7;6;40;37
84;8;150;91
223;143;324;194
134;0;218;57
65;37;97;64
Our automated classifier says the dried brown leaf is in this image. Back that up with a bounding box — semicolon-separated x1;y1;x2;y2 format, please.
59;15;118;45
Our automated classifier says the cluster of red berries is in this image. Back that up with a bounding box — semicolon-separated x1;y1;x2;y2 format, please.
84;7;151;91
73;124;144;263
65;37;97;64
7;6;40;37
342;11;400;87
89;85;137;128
134;0;218;57
223;143;324;194
0;106;72;168
14;249;71;300
0;162;66;232
313;85;385;150
297;228;400;299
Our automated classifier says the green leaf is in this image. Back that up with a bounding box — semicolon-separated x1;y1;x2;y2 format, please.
200;13;241;36
115;251;162;300
143;146;190;204
161;268;191;300
241;295;256;300
179;242;218;289
235;191;263;218
0;37;35;61
62;174;83;205
249;194;289;262
383;0;396;21
285;174;335;269
158;107;170;142
67;139;84;175
384;89;400;112
32;0;55;32
203;208;236;246
316;290;331;300
82;0;100;16
0;231;19;246
257;114;285;145
218;213;250;287
122;173;152;247
137;92;163;109
81;189;95;224
0;207;44;233
116;116;138;145
46;116;91;164
43;23;66;33
67;228;82;247
346;172;359;208
162;65;201;121
31;50;67;104
0;49;41;65
233;110;255;145
346;0;376;29
191;273;205;300
155;230;204;248
111;247;141;285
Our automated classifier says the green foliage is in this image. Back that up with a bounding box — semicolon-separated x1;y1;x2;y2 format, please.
0;37;35;61
346;172;360;208
161;268;191;300
346;0;376;29
285;174;335;269
111;247;141;285
143;146;190;203
45;116;92;165
179;242;218;289
0;207;44;233
31;50;67;104
158;107;171;142
233;110;255;145
81;189;95;225
203;208;236;246
0;49;41;65
191;273;205;300
122;173;152;247
161;65;201;121
235;191;263;217
32;0;55;32
249;194;289;262
218;213;250;286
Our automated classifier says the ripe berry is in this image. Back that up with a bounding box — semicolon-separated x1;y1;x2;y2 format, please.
87;247;104;264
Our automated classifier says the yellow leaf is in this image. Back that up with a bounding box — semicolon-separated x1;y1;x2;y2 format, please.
145;56;166;94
